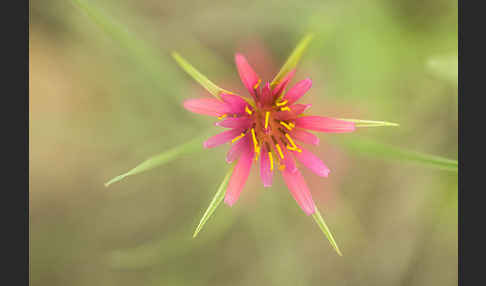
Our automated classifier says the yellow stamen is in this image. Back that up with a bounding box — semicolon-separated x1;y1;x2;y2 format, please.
275;144;284;159
268;152;274;171
289;122;295;128
265;112;270;129
217;114;227;120
253;79;262;90
280;106;291;112
280;121;293;131
276;99;288;106
245;105;253;115
285;133;297;148
251;128;259;155
231;133;245;143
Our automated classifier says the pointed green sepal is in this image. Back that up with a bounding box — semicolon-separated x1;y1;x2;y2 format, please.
193;164;235;238
271;33;314;87
338;118;400;128
312;207;343;256
172;52;235;100
105;137;204;187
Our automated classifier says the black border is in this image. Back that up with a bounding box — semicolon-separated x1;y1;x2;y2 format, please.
3;0;29;284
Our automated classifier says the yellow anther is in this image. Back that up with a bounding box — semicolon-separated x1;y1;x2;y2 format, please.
280;106;291;112
276;99;288;107
265;111;270;129
289;122;295;128
231;133;246;143
280;121;293;131
275;144;284;159
268;152;274;171
218;114;227;120
285;133;297;148
245;105;253;115
286;145;302;152
253;79;262;90
251;128;259;151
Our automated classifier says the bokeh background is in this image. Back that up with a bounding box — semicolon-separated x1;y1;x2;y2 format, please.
30;0;458;285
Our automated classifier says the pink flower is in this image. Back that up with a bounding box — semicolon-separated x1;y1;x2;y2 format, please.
183;53;355;215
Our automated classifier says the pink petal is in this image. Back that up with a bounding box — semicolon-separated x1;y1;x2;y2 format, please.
290;129;319;146
281;145;297;173
203;129;244;148
220;93;248;115
226;134;250;163
272;69;296;97
260;146;273;187
292;147;330;177
183;98;230;117
283;78;312;104
274;104;311;120
281;168;316;215
224;147;254;206
216;117;252;129
294;116;356;133
235;53;260;96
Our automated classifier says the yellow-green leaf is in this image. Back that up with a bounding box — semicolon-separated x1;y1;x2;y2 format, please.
312;207;343;256
172;52;235;100
271;33;314;87
193;164;235;238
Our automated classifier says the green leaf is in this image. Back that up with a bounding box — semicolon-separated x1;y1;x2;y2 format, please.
105;137;205;187
193;164;235;238
271;33;314;87
172;52;235;100
337;137;458;172
337;118;400;127
312;207;343;256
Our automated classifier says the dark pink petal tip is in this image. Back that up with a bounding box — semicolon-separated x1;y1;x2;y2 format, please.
295;116;356;133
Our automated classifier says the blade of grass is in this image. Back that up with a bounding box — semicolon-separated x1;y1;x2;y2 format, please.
70;0;184;106
171;52;235;100
336;136;458;172
338;118;400;127
105;136;205;187
271;33;314;87
312;207;343;256
193;164;235;238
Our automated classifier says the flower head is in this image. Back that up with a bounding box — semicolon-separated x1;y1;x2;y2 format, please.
183;53;355;215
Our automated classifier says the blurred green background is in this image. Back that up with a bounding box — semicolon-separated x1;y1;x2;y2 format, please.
30;0;458;285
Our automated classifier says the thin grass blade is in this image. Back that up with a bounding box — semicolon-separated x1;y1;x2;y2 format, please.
338;118;399;127
105;137;205;187
336;137;458;172
193;164;235;238
271;33;314;87
312;207;343;256
172;52;235;100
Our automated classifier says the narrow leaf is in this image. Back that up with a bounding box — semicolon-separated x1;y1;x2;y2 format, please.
336;137;458;172
193;164;235;238
337;118;400;127
312;207;343;256
271;33;314;87
105;137;204;187
172;52;235;100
